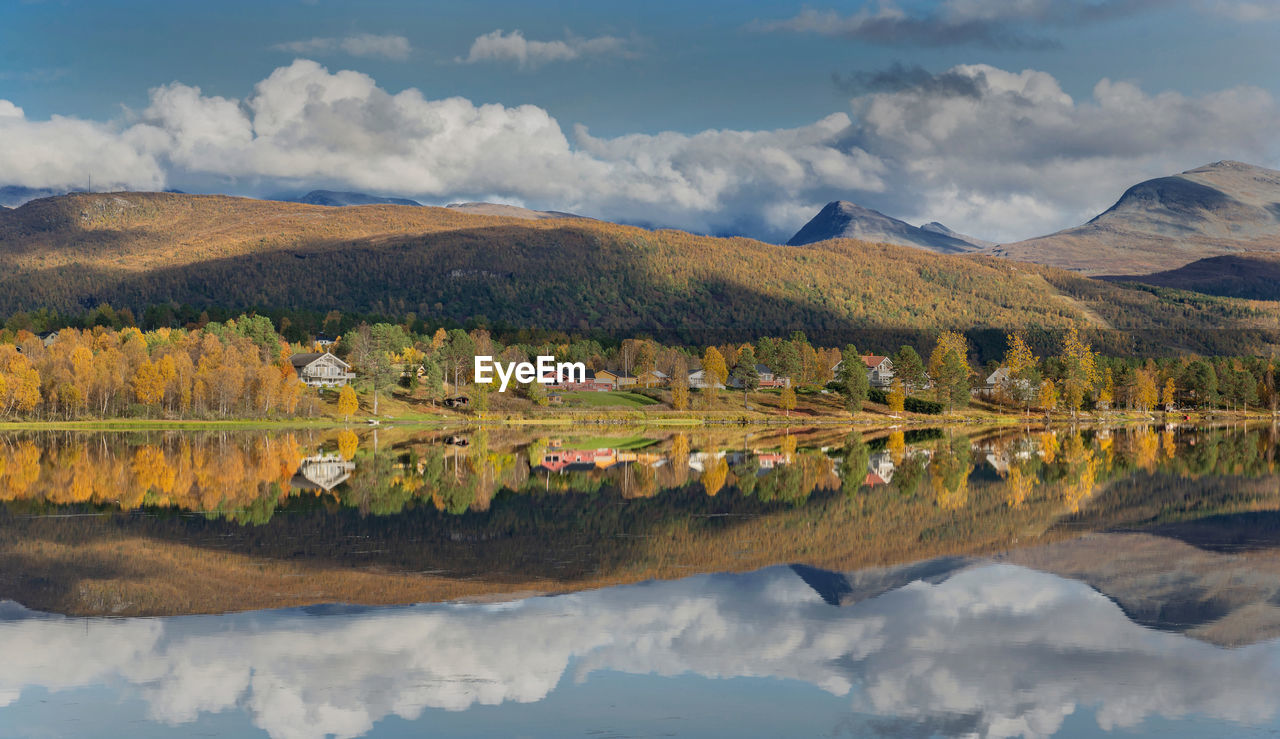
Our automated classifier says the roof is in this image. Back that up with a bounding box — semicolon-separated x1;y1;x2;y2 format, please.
289;351;349;370
755;364;772;374
862;355;889;368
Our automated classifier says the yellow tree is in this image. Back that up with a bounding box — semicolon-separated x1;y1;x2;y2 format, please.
1135;370;1158;412
1057;327;1098;416
337;385;359;421
670;381;689;411
702;347;728;387
780;386;797;417
337;429;359;460
132;359;166;406
1162;378;1177;411
1002;333;1039;413
1097;367;1114;411
700;456;728;497
887;378;905;413
1038;379;1058;416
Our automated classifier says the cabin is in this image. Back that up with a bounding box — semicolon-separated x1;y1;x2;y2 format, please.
443;396;470;408
547;393;563;405
636;369;669;388
312;332;337;350
289;352;355;388
556;369;615;392
688;369;725;389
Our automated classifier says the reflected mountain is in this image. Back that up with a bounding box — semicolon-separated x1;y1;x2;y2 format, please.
2;563;1279;739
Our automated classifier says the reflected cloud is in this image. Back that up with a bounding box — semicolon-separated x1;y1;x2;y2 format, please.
2;564;1279;738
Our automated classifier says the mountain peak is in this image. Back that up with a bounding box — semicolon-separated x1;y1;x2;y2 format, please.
786;201;984;254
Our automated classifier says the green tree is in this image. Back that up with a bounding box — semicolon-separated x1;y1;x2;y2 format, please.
836;345;869;412
1181;359;1219;409
892;345;926;392
732;346;760;407
928;331;971;413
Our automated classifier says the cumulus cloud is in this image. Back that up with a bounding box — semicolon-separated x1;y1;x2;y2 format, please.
271;33;412;60
0;58;1277;242
752;0;1168;48
842;63;1280;240
1201;0;1280;20
1;565;1279;739
457;29;635;68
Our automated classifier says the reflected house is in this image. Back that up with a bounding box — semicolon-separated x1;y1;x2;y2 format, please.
289;351;355;388
291;453;356;492
687;450;727;472
865;450;895;486
534;447;664;473
754;451;791;470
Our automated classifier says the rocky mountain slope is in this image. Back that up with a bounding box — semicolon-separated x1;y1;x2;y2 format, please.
786;201;983;254
991;161;1280;275
290;190;422;207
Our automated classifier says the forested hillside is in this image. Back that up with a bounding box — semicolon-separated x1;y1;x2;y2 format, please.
1;192;1278;353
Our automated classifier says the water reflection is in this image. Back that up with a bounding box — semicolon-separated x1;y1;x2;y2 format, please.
2;559;1279;739
3;424;1274;522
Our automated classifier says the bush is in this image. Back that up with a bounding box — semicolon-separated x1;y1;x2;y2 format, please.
904;396;944;414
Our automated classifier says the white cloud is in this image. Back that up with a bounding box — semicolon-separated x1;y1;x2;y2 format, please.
750;0;1162;49
271;33;412;61
0;59;1277;242
1;565;1279;739
1203;1;1280;20
457;29;635;68
842;63;1280;240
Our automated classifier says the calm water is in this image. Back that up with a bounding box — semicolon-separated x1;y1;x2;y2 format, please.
2;423;1280;737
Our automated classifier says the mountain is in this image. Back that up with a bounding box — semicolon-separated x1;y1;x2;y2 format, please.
1101;253;1280;301
990;161;1280;275
0;192;1276;354
919;221;995;249
786;201;983;254
0;185;66;208
291;190;422;207
444;202;580;220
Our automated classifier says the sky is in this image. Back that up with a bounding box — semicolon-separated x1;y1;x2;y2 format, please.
2;0;1280;242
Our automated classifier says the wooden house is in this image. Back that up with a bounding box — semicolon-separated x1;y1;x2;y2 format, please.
289;352;355;388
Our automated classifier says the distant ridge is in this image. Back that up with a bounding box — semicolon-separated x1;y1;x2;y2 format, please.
990;161;1280;275
0;185;66;208
291;190;422;207
786;201;983;254
444;202;582;220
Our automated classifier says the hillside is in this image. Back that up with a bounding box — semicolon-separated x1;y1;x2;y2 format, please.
290;190;422;207
445;202;581;220
787;200;983;254
0;192;1278;353
991;161;1280;275
1102;253;1280;301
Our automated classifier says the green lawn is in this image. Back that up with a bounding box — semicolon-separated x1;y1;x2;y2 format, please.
560;391;660;408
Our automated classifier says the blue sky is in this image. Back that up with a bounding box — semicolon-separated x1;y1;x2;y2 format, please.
2;0;1279;241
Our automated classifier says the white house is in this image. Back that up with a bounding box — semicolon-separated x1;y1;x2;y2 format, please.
290;351;355;388
831;355;896;388
688;369;725;389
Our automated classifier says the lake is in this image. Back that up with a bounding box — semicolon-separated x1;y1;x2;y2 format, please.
2;423;1280;737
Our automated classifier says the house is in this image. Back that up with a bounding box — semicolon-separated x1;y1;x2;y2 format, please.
728;364;790;389
862;356;894;388
443;396;470;408
594;369;638;389
864;450;895;486
290;453;355;492
831;356;896;388
980;366;1032;399
688;369;725;389
37;330;59;347
555;369;615;392
312;332;337;350
289;352;355;388
636;369;669;388
547;393;563;405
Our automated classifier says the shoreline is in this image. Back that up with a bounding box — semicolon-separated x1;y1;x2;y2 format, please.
0;409;1275;432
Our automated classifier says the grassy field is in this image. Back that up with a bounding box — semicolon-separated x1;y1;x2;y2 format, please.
559;391;661;408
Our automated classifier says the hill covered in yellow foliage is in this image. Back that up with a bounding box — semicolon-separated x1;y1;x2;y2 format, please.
1;192;1276;352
